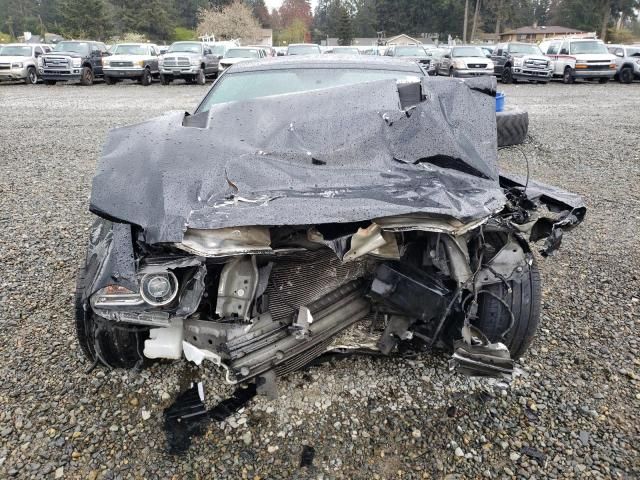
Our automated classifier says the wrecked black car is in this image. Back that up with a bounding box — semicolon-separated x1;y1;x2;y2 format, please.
76;56;585;392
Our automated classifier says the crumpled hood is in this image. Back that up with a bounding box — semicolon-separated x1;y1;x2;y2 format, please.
90;76;505;245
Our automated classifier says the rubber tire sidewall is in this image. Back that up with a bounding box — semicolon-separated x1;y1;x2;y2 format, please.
196;68;206;85
26;66;38;84
104;75;115;85
497;106;529;147
620;68;633;84
80;66;93;86
502;66;513;84
160;74;172;85
563;67;574;84
140;68;151;86
474;258;542;360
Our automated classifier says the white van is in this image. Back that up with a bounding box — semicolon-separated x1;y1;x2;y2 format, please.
539;38;616;84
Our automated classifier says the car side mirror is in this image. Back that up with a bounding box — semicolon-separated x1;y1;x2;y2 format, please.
444;54;451;59
560;48;568;55
486;54;492;58
616;52;624;57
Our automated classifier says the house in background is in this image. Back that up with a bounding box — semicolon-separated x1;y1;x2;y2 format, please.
322;33;433;47
499;25;594;43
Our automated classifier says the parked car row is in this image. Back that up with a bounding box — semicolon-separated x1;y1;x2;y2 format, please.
1;38;638;86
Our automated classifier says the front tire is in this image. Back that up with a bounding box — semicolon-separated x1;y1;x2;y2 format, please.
80;66;94;86
619;67;634;84
160;73;172;85
196;68;206;85
104;75;115;85
598;77;609;84
474;258;541;359
562;67;574;84
449;68;455;77
75;268;148;369
501;66;513;84
25;66;38;84
140;68;152;86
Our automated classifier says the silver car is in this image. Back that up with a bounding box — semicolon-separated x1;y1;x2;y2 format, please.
608;44;640;83
438;46;494;77
159;41;218;85
0;43;50;84
103;43;160;86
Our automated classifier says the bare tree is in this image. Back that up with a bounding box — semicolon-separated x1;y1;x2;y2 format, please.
471;0;481;41
463;0;469;43
197;0;262;41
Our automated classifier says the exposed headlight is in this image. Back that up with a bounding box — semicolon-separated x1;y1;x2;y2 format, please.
103;59;110;66
71;58;82;67
513;58;523;67
92;285;144;308
486;61;494;68
453;59;466;69
140;272;178;306
190;58;200;66
11;62;23;68
134;60;144;67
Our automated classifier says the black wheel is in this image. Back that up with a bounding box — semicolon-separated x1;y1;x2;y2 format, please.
474;257;541;359
75;267;148;369
497;106;529;147
449;68;455;77
562;67;574;84
196;68;206;85
140;68;152;86
598;77;609;84
501;66;513;84
104;75;115;85
80;66;94;86
25;66;38;84
44;79;56;85
184;77;194;84
160;74;172;85
619;68;633;83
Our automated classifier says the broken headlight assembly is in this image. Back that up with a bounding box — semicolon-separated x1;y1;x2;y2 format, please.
91;272;179;309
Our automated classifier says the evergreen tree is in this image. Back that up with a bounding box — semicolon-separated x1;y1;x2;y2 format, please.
58;0;112;39
336;5;352;45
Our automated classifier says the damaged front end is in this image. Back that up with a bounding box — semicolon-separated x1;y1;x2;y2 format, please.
77;75;585;393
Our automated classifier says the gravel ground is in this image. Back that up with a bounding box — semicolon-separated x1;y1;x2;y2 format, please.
0;80;638;480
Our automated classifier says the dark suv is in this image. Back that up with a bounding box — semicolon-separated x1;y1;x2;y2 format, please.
39;40;109;85
491;42;553;84
384;45;436;75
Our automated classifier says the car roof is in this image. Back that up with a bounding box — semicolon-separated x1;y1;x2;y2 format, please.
226;55;425;74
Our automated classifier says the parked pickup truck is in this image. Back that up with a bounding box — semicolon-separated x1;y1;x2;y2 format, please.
384;45;436;75
539;38;616;84
103;43;160;86
491;42;553;84
39;40;109;85
0;43;51;84
159;41;218;85
607;44;640;83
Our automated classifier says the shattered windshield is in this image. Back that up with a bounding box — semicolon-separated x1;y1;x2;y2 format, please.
112;44;148;55
395;46;427;56
509;44;541;55
570;41;607;54
197;68;422;111
53;42;90;55
169;42;202;54
0;46;32;56
452;47;486;57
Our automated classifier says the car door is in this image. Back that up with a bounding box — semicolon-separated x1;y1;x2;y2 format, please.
491;45;505;75
148;45;159;73
203;46;214;73
545;41;561;74
440;50;452;74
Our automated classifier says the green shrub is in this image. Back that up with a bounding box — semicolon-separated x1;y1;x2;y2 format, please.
172;27;197;41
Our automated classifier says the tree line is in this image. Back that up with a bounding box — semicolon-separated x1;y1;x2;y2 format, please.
1;0;638;44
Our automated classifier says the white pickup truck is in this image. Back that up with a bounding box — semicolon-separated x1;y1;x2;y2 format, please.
539;38;617;84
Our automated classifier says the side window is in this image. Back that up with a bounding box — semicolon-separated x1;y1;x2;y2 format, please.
560;42;569;55
615;48;624;57
547;43;558;55
35;46;43;56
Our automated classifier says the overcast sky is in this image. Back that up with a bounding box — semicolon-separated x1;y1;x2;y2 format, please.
265;0;319;12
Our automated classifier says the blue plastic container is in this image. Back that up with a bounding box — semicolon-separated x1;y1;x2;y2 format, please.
496;92;505;112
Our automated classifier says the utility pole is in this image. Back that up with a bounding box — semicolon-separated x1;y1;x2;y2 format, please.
463;0;469;43
471;0;481;42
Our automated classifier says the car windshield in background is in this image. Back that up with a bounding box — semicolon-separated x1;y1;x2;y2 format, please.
509;44;541;55
395;46;427;56
211;45;226;56
225;48;260;58
288;45;321;55
571;41;607;54
53;42;89;55
112;45;147;55
0;46;32;56
168;42;201;54
197;68;421;112
452;46;485;57
329;48;360;55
